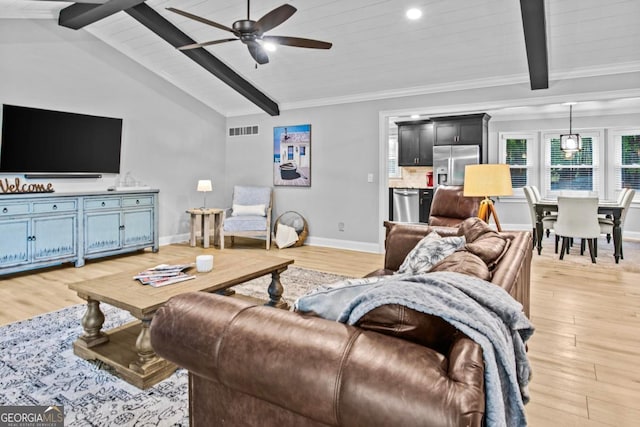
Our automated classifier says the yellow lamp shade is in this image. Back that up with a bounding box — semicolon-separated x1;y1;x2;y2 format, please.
463;164;513;197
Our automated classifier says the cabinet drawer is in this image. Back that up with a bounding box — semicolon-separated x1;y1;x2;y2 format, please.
0;203;30;216
85;198;121;210
122;196;153;207
33;200;77;213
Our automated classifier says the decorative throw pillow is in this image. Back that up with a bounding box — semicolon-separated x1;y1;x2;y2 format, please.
429;251;491;281
397;232;466;275
274;222;298;249
232;204;266;216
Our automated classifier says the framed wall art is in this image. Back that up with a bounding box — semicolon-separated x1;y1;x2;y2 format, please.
273;124;311;187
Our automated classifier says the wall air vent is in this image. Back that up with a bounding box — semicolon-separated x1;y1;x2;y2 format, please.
229;125;259;137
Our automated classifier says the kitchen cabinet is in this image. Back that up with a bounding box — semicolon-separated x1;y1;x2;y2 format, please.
419;189;434;223
0;190;158;276
396;120;434;166
432;113;490;163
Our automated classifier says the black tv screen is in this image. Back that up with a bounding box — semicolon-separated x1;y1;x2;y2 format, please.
0;104;122;174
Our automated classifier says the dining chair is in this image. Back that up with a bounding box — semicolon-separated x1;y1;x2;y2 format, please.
523;186;557;249
555;196;601;263
599;189;635;259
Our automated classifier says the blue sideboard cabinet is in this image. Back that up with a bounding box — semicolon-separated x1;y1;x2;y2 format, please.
0;190;159;275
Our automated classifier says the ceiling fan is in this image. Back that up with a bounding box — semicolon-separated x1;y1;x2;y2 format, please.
166;1;332;65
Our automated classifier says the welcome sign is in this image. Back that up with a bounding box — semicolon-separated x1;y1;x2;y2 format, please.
0;177;54;194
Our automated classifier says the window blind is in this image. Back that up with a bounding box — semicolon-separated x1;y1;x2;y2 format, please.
505;138;528;188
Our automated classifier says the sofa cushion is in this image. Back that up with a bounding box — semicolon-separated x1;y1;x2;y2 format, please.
430;251;491;281
355;304;460;355
397;232;466;274
223;215;267;232
458;217;511;269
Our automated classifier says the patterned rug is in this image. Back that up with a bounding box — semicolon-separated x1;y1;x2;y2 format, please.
0;267;350;426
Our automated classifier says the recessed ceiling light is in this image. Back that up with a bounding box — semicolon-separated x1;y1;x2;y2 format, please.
411;114;420;119
406;8;422;20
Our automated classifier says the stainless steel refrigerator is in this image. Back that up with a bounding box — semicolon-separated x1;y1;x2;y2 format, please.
433;145;480;187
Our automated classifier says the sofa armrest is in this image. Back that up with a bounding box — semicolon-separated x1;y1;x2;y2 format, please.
151;292;485;427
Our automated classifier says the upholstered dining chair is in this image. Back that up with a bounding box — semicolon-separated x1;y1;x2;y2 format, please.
523;186;557;249
599;189;635;259
555;196;601;263
221;185;273;250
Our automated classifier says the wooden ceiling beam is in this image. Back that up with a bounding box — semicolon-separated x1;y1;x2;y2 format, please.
519;0;549;90
59;0;145;30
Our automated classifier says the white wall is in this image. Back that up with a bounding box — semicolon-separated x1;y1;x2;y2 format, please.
0;19;227;243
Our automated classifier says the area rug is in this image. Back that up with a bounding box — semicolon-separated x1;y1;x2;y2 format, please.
534;235;640;272
0;267;350;426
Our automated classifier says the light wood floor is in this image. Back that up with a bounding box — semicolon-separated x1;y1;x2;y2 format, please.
0;237;638;426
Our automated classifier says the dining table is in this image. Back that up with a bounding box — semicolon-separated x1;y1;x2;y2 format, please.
534;199;624;263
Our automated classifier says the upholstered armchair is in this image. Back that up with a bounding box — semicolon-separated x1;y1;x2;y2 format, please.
221;185;273;250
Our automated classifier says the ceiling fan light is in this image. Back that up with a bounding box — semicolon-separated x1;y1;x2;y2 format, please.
263;41;277;52
406;8;422;20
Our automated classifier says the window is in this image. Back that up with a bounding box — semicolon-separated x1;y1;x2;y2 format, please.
543;131;601;195
613;129;640;196
499;133;536;193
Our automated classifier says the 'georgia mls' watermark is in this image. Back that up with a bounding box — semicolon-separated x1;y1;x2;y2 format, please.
0;405;64;427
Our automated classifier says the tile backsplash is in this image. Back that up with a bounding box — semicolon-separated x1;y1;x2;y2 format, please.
389;166;433;188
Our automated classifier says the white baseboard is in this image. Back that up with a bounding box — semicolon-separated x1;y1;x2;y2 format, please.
304;236;383;254
159;233;190;246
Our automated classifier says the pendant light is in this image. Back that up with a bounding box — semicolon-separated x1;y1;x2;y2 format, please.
560;103;581;155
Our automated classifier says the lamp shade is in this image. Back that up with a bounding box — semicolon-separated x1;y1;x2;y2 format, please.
197;180;212;192
463;164;513;197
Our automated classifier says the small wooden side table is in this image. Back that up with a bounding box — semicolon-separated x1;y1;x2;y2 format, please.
186;208;225;249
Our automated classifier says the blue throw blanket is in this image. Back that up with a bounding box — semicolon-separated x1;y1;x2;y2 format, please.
295;271;534;427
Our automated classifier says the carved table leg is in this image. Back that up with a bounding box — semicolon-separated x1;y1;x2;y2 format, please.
78;298;109;348
266;267;289;309
129;317;163;374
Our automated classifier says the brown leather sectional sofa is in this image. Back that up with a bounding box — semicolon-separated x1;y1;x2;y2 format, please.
150;220;532;427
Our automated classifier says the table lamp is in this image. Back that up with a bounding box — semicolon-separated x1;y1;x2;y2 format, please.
463;164;513;231
197;179;212;209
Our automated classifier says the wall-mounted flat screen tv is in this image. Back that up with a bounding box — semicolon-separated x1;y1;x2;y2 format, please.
0;104;122;174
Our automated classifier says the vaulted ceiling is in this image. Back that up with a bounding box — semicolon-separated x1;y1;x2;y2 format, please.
2;0;639;117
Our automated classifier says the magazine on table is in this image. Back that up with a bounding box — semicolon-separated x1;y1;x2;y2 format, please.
133;264;196;287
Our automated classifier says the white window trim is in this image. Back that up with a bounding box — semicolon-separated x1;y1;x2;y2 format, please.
498;132;538;198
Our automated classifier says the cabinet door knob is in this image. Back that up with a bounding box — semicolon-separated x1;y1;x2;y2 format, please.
52;204;58;210
119;225;125;230
2;208;7;213
101;202;106;207
136;200;140;205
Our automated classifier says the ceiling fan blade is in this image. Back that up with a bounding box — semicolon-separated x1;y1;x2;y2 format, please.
256;4;296;33
263;35;332;49
178;38;238;51
246;41;269;65
166;7;238;35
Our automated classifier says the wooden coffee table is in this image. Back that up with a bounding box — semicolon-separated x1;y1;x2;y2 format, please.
68;252;294;389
